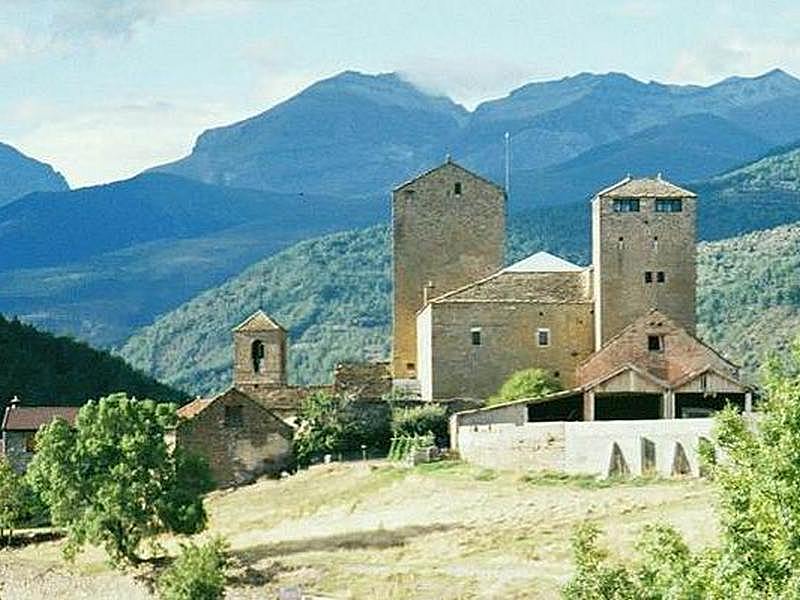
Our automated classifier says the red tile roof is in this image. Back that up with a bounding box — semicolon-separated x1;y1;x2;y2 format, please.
2;406;79;431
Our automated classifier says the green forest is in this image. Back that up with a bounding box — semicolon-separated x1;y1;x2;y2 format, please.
0;315;186;413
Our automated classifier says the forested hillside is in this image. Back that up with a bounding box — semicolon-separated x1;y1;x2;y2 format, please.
121;210;800;395
0;315;185;414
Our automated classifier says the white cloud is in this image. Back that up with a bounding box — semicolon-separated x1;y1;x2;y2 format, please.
668;32;800;84
7;99;254;187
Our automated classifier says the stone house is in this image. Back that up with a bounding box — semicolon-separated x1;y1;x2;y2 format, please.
176;388;294;487
416;252;594;399
1;397;78;473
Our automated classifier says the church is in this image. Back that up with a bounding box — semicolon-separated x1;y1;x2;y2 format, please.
393;159;751;421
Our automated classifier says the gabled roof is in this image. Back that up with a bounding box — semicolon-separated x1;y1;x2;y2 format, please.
595;175;697;199
2;405;79;432
177;387;293;432
177;397;214;419
393;158;505;193
232;310;285;333
502;251;585;273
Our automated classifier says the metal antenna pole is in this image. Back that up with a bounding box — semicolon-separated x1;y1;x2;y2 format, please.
504;131;511;196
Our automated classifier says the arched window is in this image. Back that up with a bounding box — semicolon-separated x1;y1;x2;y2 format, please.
251;340;266;373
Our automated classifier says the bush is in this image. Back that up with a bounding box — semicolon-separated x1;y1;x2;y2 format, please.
157;537;229;600
487;368;562;406
391;404;448;446
293;393;391;466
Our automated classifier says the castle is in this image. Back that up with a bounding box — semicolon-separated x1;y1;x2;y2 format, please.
393;159;751;421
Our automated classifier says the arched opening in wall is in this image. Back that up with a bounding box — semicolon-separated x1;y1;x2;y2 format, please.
672;442;691;476
641;437;656;476
608;442;630;478
251;340;266;374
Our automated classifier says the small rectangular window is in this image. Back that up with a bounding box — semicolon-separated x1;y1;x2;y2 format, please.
224;405;244;428
454;182;462;195
644;271;653;283
648;335;663;352
656;271;665;283
655;199;683;213
470;327;482;346
24;433;36;453
537;328;551;347
612;199;640;212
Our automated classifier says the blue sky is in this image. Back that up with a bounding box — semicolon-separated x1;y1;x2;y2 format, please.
1;0;798;187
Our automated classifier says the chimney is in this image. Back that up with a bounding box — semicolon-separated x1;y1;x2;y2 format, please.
423;281;436;305
9;396;20;408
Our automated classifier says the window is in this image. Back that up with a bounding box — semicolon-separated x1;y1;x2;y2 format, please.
656;271;665;283
224;405;243;428
24;433;36;453
612;198;640;212
251;340;266;373
470;327;482;346
655;199;683;213
644;271;653;283
537;328;551;347
648;335;664;352
454;182;462;195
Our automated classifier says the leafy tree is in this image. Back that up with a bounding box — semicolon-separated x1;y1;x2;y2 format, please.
27;393;213;566
563;336;800;598
391;404;448;446
488;368;562;406
157;537;230;600
0;458;46;545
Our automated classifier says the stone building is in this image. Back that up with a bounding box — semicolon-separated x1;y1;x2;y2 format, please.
392;159;506;381
176;388;293;487
401;167;747;411
1;397;78;472
592;175;697;347
416;252;594;400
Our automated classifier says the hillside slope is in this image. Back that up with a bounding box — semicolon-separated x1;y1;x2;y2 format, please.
0;315;185;415
0;142;69;207
120;207;800;395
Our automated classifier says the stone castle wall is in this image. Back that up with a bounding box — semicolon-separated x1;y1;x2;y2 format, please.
392;163;505;379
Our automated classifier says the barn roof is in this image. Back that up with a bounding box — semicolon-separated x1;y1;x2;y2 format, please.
2;405;79;432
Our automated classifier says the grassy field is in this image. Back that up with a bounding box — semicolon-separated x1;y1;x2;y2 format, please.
0;460;718;599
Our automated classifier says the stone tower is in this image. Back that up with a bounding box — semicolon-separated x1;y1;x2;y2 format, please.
392;159;506;379
232;310;287;387
592;175;697;349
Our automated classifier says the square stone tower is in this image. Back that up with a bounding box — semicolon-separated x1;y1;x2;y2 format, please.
232;310;287;387
392;159;506;379
592;175;697;349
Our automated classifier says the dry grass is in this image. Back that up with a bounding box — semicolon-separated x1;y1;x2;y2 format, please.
0;460;717;599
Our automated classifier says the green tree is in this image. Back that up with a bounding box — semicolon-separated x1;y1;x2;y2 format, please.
27;393;213;566
0;458;45;545
157;537;229;600
488;368;562;406
563;336;800;598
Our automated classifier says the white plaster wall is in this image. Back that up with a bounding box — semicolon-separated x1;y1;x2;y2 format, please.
564;418;714;477
456;422;566;471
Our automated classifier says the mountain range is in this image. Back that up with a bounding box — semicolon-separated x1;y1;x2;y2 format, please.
3;68;800;353
0;142;69;207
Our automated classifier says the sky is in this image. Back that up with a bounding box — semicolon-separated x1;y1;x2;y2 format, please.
1;0;799;187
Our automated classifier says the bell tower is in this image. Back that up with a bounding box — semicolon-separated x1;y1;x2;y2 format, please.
232;310;287;387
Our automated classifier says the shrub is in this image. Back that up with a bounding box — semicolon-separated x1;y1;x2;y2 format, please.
487;368;562;406
391;404;448;446
27;393;214;566
293;393;391;466
157;537;229;600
